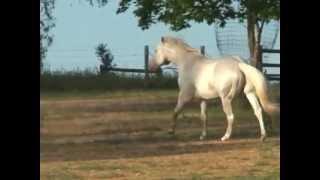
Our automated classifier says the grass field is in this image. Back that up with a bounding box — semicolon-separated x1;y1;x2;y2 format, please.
40;88;280;180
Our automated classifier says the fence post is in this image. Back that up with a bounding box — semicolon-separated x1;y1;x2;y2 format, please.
144;45;149;88
200;45;205;55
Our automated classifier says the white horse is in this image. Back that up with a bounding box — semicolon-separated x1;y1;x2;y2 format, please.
149;36;279;142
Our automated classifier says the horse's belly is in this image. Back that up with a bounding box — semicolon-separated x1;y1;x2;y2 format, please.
194;67;220;99
195;85;219;99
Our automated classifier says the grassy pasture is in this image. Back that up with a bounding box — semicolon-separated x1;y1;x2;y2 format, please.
40;76;280;179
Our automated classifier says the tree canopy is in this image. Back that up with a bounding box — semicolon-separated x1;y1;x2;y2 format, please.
95;43;115;73
40;0;279;71
93;0;279;68
114;0;279;30
40;0;55;70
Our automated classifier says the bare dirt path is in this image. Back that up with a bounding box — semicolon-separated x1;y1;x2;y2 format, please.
40;94;279;179
41;136;279;179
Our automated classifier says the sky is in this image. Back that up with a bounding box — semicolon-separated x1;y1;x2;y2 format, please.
45;0;280;73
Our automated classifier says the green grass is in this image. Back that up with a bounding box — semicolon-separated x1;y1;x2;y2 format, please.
162;170;279;180
43;169;83;180
228;165;280;180
41;69;279;102
41;72;280;180
41;89;178;100
41;69;178;93
41;87;279;141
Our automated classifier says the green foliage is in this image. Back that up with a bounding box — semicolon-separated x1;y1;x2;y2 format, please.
116;0;236;30
237;0;280;23
89;1;279;68
40;0;279;72
95;43;115;73
40;0;55;71
86;0;108;7
40;69;178;92
90;0;279;30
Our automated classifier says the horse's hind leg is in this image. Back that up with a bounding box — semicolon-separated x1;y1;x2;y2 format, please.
221;97;234;141
245;91;266;141
199;100;208;140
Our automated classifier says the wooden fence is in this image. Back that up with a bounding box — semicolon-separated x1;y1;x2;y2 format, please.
260;47;280;81
106;45;206;87
105;45;279;86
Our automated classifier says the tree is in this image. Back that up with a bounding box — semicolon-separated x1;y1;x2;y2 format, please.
92;0;280;69
95;43;115;73
237;0;280;69
41;0;279;70
40;0;55;72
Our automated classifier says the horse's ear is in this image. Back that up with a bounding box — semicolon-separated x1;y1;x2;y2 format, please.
161;37;165;43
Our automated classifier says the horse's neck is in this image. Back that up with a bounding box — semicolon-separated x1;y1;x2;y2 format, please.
175;52;201;67
175;53;202;78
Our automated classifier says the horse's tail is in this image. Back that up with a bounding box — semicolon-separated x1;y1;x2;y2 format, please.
237;61;280;115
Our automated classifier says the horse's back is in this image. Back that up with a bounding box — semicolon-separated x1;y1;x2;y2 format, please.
212;59;245;97
195;58;245;98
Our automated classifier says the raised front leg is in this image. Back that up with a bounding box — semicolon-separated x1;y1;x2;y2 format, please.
199;100;208;140
169;89;193;135
168;106;181;135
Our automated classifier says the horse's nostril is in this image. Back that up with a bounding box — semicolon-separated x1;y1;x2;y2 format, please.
163;59;170;65
148;63;157;72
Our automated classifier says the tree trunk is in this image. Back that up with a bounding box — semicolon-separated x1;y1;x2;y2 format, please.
247;15;255;61
247;14;263;71
254;43;262;71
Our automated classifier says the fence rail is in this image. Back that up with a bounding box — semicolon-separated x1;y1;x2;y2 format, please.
267;76;280;81
262;49;280;53
262;63;280;68
107;67;149;73
261;48;280;81
103;45;206;87
103;45;280;85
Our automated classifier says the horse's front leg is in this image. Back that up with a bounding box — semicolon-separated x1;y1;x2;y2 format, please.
168;99;186;135
199;100;208;140
168;90;192;135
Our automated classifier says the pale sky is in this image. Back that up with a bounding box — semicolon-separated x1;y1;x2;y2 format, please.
45;0;280;72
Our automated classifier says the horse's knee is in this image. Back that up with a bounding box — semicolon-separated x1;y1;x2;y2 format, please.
200;113;207;121
254;106;262;117
227;114;234;122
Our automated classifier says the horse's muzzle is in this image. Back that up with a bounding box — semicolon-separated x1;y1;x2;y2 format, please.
148;58;159;72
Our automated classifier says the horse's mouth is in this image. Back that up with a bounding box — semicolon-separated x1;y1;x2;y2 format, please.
162;59;170;65
148;61;159;72
149;59;170;72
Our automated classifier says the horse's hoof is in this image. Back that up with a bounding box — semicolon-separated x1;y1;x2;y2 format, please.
200;135;207;141
260;135;267;142
221;136;230;142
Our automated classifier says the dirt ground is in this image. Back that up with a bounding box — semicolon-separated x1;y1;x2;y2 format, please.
40;93;280;180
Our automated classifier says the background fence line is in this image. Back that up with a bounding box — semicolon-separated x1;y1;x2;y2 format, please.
104;45;280;84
